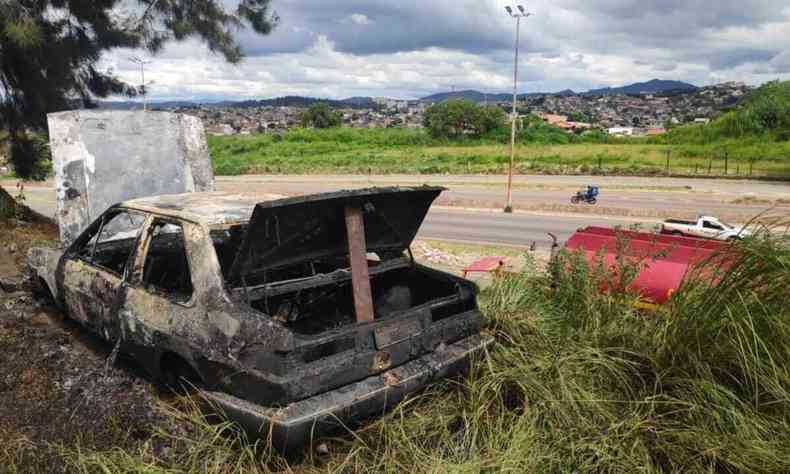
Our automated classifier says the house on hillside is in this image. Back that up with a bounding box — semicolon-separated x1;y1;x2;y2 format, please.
541;113;568;125
608;126;635;136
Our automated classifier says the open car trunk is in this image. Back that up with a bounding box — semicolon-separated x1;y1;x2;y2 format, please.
221;186;472;338
248;262;469;336
226;186;445;284
214;187;485;405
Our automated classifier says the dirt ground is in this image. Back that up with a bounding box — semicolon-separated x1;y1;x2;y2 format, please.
0;220;192;472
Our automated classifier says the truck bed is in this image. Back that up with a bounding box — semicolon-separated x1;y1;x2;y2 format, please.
664;219;696;226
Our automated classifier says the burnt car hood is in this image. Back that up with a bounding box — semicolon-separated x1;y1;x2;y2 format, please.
227;186;444;284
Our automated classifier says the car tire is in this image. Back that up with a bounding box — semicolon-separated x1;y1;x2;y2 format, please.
32;277;58;310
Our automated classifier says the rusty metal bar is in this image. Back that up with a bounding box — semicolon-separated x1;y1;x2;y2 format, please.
344;205;374;323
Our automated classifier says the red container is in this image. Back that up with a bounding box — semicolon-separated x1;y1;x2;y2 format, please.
564;227;725;305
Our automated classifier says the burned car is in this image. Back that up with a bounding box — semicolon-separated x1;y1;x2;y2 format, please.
28;186;493;450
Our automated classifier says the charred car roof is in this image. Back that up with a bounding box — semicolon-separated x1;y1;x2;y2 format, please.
116;186;445;228
119;191;286;225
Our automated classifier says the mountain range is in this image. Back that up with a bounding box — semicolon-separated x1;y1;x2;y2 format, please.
418;80;697;103
99;79;698;110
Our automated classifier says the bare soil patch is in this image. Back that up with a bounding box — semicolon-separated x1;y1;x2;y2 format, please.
0;220;191;472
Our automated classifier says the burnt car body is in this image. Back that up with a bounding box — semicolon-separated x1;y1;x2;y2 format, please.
28;186;493;450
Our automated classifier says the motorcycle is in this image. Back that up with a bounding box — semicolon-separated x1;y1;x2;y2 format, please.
571;185;599;205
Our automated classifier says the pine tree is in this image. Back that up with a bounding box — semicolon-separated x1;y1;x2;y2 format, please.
0;0;278;212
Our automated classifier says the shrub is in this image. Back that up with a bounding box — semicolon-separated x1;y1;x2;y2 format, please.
8;134;50;180
424;99;506;139
300;103;342;129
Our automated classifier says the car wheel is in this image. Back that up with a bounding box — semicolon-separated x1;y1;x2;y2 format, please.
32;278;58;309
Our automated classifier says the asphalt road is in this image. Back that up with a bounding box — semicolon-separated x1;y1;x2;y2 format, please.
215;174;790;220
419;208;638;248
6;174;787;248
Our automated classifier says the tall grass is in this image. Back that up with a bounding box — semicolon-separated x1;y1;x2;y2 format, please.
208;127;790;177
59;222;790;472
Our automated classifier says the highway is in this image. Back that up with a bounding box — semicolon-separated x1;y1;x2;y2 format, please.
5;174;785;249
419;208;638;248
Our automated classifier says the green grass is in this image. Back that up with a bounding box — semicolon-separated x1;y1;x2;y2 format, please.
658;80;790;145
208;128;790;178
56;222;790;473
208;81;790;178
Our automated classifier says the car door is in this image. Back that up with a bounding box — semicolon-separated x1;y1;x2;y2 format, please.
701;220;724;239
119;217;204;372
60;209;147;340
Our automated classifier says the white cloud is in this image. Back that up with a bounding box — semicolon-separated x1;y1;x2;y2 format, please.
98;0;790;101
347;13;372;25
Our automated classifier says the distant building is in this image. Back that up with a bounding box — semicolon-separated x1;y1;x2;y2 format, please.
608;126;635;136
541;113;568;125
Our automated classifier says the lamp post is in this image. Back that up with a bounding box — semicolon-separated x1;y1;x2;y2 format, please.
129;56;152;111
504;5;531;213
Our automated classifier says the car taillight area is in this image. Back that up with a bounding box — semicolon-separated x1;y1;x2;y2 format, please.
232;265;482;406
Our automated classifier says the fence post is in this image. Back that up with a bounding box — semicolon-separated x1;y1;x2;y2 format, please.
665;150;670;174
749;160;754;176
708;156;713;174
695;163;699;174
724;152;729;175
598;156;602;170
736;163;740;175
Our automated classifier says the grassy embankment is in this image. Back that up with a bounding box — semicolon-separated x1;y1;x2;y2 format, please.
210;81;790;178
209;128;790;177
51;222;790;473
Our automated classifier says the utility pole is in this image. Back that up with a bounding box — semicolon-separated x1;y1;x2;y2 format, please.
504;5;531;213
129;56;152;111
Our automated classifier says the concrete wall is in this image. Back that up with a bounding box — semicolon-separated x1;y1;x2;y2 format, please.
47;110;215;245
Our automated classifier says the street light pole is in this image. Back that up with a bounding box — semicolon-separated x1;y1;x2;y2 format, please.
504;5;531;214
129;56;152;111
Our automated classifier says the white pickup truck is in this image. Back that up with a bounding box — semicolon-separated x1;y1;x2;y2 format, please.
661;216;751;241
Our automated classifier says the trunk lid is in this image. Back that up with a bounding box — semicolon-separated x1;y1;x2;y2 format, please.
227;186;444;285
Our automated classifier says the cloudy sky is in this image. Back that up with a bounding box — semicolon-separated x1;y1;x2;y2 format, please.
102;0;790;101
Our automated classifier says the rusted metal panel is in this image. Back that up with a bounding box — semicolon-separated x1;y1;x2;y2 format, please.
565;226;725;304
47;110;214;246
344;205;374;323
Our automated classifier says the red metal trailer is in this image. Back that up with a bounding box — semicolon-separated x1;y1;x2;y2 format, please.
563;226;726;305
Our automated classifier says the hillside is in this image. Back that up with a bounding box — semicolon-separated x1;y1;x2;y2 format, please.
97;79;700;109
100;96;375;110
418;80;697;103
662;80;790;144
585;78;697;96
